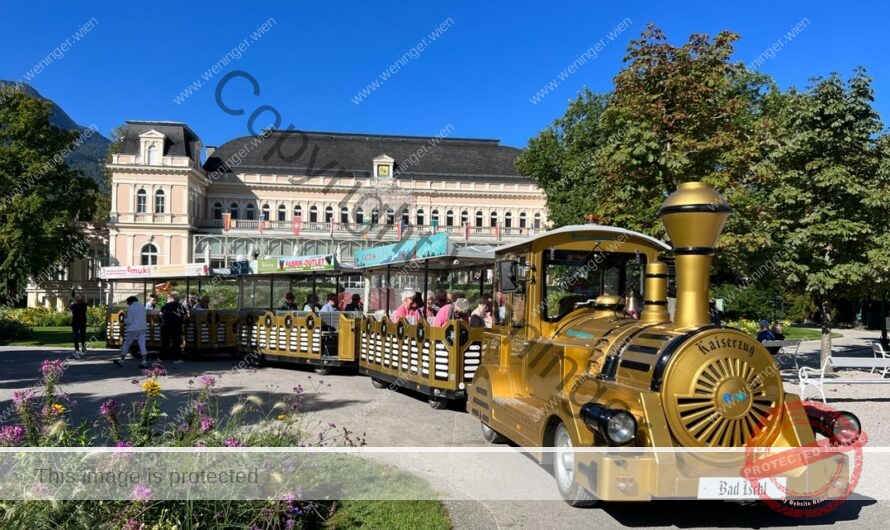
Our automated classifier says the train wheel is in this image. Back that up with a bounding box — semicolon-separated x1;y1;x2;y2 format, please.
428;396;448;410
371;379;386;389
481;422;507;444
314;366;332;376
553;422;597;507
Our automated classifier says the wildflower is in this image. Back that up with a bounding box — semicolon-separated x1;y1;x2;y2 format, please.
12;389;34;408
224;437;244;447
115;441;133;447
188;379;194;386
194;441;207;447
41;359;64;379
99;399;120;417
141;380;161;397
200;375;217;388
31;483;50;498
130;483;152;502
131;379;139;385
286;518;295;530
277;415;288;421
192;401;208;413
41;403;66;417
293;385;304;394
122;519;144;530
200;416;215;433
0;426;25;446
282;492;296;502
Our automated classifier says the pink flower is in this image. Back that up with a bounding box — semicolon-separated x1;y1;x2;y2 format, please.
115;441;132;447
122;519;144;530
99;399;120;417
224;437;243;447
200;375;217;388
0;426;25;446
12;389;34;408
200;416;215;433
130;483;152;502
41;359;64;379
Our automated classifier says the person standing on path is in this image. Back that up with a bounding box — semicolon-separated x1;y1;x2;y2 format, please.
114;296;149;368
68;293;88;353
160;292;188;364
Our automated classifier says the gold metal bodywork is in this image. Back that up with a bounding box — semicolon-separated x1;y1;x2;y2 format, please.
237;311;361;369
357;317;485;401
467;183;847;502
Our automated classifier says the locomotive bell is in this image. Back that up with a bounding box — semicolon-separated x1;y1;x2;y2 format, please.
657;182;730;329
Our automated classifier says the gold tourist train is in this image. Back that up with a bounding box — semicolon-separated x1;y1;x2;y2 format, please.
104;182;862;505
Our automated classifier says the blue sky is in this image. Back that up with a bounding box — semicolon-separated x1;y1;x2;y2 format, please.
1;0;887;149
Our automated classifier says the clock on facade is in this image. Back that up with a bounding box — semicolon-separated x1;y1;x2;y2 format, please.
378;165;390;177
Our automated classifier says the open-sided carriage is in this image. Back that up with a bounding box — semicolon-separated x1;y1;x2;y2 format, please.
102;263;241;357
353;233;496;408
235;254;362;374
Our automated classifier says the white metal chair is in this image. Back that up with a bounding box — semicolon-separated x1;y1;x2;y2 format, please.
872;342;890;377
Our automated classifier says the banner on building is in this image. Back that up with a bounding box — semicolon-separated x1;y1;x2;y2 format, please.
256;254;336;274
354;232;449;268
293;216;302;236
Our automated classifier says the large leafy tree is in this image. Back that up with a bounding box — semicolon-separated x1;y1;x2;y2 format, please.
515;90;612;227
0;92;99;303
770;68;889;364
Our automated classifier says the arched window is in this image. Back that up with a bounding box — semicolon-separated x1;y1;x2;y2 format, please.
277;204;286;221
355;207;364;224
401;208;409;224
386;208;394;225
504;211;513;228
309;206;318;222
147;144;159;165
230;203;239;220
325;206;334;223
446;210;454;226
534;212;542;228
141;243;158;265
416;209;424;226
460;211;468;225
293;205;302;219
475;211;483;228
431;209;439;226
213;202;222;220
154;190;165;214
245;204;256;220
519;212;527;228
136;189;147;213
490;211;498;227
340;206;349;224
371;208;379;224
261;204;270;221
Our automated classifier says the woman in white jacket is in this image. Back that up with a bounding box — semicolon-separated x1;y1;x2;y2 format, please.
114;296;149;368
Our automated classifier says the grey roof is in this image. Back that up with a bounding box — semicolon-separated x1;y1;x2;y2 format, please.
204;130;530;182
119;121;201;160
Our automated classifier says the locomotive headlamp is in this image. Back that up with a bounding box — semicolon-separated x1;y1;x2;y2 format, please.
580;403;638;446
804;406;862;446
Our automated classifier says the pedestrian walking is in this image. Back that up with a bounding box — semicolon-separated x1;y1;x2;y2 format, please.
114;296;149;368
68;293;88;353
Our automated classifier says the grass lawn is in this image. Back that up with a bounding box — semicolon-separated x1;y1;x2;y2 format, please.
0;326;103;347
329;500;451;530
782;327;842;341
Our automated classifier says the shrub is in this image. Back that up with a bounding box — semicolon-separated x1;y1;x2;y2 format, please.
0;318;31;340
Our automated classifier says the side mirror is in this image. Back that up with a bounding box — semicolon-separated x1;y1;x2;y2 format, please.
498;261;520;293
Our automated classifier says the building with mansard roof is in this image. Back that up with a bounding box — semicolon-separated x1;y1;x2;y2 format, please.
28;121;548;307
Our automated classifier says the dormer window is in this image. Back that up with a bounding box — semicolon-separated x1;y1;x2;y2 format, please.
139;129;166;166
373;154;394;178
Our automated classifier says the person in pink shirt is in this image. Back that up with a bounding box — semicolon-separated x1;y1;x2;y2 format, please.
392;290;422;323
433;290;465;327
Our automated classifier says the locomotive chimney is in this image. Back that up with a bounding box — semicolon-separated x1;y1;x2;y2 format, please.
657;182;730;329
640;261;670;325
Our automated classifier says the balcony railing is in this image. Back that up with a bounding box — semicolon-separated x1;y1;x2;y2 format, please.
192;219;539;239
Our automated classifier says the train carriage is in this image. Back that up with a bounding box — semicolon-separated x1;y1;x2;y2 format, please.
467;182;862;505
235;253;363;375
102;263;241;356
353;233;496;408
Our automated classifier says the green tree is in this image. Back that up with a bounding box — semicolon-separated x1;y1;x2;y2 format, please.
770;68;888;365
0;92;99;303
516;90;612;227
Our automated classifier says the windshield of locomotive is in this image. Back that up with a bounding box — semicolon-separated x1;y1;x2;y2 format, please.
542;248;643;321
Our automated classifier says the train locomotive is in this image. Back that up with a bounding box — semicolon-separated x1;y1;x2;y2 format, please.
467;182;862;505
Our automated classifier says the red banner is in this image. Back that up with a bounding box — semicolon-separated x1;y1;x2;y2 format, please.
465;222;470;241
222;212;231;231
494;223;500;241
258;213;265;234
292;216;302;236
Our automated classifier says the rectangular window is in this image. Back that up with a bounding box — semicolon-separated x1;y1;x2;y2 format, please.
136;195;146;213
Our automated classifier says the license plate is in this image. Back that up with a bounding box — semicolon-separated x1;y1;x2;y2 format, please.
697;477;786;499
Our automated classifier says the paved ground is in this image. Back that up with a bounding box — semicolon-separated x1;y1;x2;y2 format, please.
1;327;888;529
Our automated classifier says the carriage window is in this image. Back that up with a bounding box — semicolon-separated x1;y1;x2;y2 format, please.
542;249;642;322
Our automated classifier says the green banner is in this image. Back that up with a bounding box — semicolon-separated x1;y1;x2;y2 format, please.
256;254;336;274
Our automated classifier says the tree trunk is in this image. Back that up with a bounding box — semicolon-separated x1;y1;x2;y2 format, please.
820;299;833;373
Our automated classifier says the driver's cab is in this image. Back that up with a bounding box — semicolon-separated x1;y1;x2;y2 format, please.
493;225;671;342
